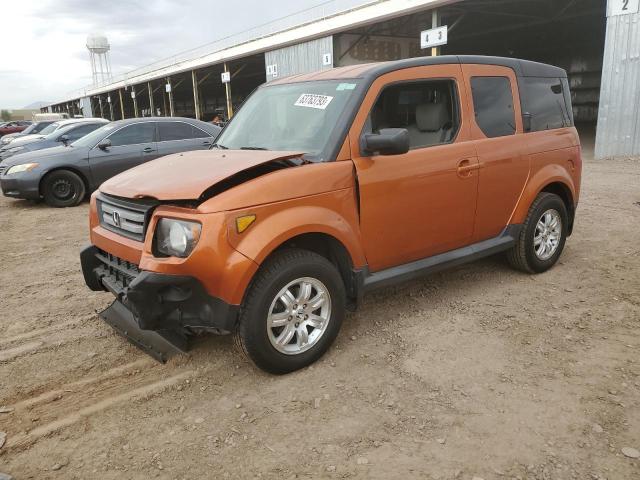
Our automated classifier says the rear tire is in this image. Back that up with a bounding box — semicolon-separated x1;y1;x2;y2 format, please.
236;249;346;374
42;170;86;208
507;192;568;273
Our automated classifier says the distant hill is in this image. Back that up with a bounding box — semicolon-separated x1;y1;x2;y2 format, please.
22;101;50;110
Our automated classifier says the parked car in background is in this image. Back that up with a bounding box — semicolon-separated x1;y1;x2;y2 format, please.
79;56;581;373
0;121;31;137
0;119;108;161
33;113;69;122
0;117;220;207
0;118;105;153
1;121;57;146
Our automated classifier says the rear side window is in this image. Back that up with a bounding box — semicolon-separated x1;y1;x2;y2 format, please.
521;77;573;132
158;122;210;141
470;77;516;138
108;123;156;146
65;123;102;141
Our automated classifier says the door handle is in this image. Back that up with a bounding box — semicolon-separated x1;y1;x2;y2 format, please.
457;159;481;177
202;141;212;146
143;147;155;153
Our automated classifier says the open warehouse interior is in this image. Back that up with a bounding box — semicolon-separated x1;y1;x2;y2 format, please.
44;0;638;158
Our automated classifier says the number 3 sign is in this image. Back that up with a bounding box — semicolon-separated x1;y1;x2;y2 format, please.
609;0;639;16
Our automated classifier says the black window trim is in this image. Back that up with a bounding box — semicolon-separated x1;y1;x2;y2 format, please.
359;77;462;155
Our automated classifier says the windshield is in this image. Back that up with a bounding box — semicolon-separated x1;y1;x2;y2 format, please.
71;123;115;148
39;122;60;135
44;123;78;140
20;124;38;135
215;80;360;160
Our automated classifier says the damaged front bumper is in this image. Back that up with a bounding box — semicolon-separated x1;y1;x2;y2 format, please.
80;245;239;362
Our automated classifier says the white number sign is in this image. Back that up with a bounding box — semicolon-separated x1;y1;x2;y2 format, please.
322;53;333;66
420;26;448;49
221;71;231;83
609;0;639;16
266;64;278;77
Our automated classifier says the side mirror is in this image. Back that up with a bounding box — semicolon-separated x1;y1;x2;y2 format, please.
523;112;533;133
59;134;69;144
363;128;410;156
97;138;112;150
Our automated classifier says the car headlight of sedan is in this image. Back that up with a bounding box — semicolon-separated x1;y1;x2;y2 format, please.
5;163;39;175
1;137;13;145
155;218;202;258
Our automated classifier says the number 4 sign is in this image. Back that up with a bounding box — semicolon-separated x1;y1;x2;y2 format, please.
609;0;639;16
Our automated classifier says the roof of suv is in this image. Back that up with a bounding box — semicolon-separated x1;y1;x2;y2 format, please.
270;55;567;85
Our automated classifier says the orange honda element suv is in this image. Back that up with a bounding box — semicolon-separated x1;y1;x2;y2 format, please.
81;56;581;373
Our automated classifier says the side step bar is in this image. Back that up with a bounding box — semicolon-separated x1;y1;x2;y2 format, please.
100;300;190;363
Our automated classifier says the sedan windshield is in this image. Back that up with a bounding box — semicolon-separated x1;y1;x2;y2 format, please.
39;122;60;135
215;80;360;160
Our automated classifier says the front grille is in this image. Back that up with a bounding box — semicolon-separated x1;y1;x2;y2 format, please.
96;249;141;295
97;194;157;242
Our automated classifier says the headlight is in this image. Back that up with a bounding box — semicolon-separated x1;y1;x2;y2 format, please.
155;218;201;258
5;163;39;175
8;146;25;153
1;137;13;145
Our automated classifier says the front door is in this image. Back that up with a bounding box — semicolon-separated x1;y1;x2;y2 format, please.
350;65;479;272
88;122;158;187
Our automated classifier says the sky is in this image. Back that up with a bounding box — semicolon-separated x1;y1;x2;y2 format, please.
1;0;352;109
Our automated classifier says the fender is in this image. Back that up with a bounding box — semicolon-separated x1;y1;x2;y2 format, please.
225;188;367;269
510;162;576;225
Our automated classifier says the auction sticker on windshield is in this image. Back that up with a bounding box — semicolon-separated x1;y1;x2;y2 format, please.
294;94;333;110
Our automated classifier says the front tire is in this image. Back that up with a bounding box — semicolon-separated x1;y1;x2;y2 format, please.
236;249;346;374
42;170;86;208
507;192;568;273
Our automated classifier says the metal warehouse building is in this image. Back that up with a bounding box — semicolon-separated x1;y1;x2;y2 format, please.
45;0;640;159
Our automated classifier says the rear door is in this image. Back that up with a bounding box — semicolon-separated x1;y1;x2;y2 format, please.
156;121;214;156
461;65;529;242
88;122;157;186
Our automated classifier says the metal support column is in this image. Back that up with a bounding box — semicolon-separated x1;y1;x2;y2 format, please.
191;70;201;120
98;96;104;118
431;9;441;57
224;63;233;120
132;88;139;118
167;77;175;117
119;89;125;119
148;82;155;116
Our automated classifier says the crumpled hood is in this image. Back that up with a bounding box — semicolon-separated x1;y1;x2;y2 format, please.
100;149;304;201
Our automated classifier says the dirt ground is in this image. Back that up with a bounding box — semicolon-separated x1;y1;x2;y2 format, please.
0;154;639;480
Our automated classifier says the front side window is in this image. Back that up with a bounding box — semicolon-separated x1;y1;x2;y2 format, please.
107;123;156;147
215;80;361;160
471;76;516;138
367;79;459;150
158;122;209;141
522;77;572;132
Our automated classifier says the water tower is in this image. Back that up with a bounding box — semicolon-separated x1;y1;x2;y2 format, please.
87;34;112;85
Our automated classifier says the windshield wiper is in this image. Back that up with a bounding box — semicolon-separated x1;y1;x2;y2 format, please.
210;143;228;150
240;146;269;151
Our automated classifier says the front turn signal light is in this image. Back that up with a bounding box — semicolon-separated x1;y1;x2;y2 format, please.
236;214;256;233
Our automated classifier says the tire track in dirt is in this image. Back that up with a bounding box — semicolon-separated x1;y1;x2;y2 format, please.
6;369;194;452
0;318;82;348
0;320;99;363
